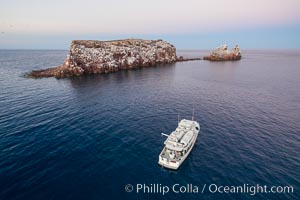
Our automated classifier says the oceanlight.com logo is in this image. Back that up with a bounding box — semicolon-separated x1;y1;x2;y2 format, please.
207;184;294;196
124;183;294;196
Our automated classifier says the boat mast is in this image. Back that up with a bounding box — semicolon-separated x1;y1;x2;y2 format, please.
178;114;180;123
192;108;195;121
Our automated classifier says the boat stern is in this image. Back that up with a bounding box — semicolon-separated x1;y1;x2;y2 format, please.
158;156;180;170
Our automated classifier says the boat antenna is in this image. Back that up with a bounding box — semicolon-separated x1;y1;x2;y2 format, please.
178;113;180;123
161;133;169;137
192;108;195;121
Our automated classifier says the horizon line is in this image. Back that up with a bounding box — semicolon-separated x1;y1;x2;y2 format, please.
1;48;300;51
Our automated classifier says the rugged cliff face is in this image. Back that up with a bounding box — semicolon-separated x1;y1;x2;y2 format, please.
28;39;177;78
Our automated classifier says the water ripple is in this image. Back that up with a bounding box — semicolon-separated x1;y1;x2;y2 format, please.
0;50;299;200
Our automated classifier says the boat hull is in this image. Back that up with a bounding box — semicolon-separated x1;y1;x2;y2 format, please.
158;128;199;170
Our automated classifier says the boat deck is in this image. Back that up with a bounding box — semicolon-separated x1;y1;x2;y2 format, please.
160;148;182;162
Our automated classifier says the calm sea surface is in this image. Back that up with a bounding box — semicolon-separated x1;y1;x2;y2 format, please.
0;50;299;200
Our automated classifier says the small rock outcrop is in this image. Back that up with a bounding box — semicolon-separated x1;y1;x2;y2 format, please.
203;45;241;61
176;56;201;62
28;39;178;78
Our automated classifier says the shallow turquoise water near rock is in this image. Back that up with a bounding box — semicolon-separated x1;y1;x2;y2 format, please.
0;50;299;200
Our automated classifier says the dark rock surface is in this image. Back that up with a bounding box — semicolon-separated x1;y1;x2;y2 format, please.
176;56;201;62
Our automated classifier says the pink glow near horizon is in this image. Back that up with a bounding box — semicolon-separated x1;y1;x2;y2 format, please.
0;0;300;34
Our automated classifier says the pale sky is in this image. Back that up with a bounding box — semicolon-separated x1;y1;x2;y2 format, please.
1;0;300;49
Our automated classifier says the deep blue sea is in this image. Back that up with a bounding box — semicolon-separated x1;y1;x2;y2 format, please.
0;49;299;200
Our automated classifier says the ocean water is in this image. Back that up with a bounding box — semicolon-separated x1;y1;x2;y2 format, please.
0;49;299;200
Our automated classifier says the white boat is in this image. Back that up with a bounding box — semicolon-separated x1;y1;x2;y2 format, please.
158;118;200;170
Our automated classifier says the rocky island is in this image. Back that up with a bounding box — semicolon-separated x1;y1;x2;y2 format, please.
203;45;241;61
28;39;198;78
